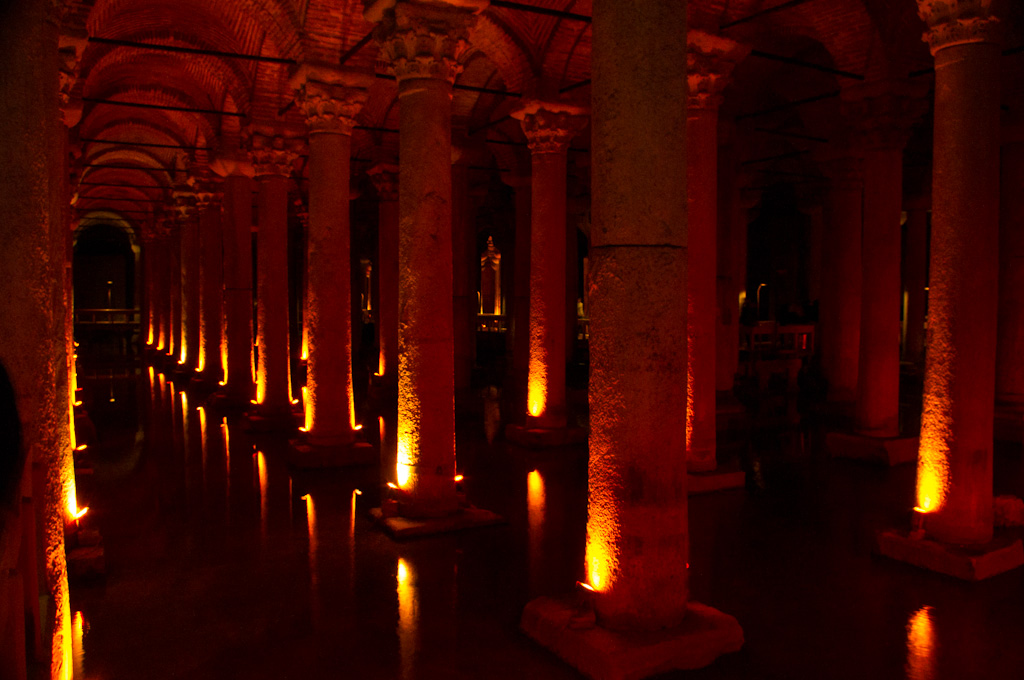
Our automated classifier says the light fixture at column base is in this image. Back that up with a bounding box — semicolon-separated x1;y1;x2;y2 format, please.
369;505;503;540
876;528;1024;580
826;431;918;466
521;596;743;680
505;423;587;448
287;439;376;468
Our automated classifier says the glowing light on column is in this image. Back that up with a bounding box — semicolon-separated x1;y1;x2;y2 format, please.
147;325;154;345
396;557;417;680
396;437;412;488
396;380;418;488
915;392;950;514
219;338;228;385
585;482;620;593
299;386;312;432
301;325;309;362
905;606;936;680
527;356;547;419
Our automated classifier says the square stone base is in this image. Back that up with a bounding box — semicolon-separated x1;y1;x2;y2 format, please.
369;505;503;539
687;468;746;495
993;406;1024;442
521;596;743;680
876;529;1024;580
287;439;376;468
826;431;918;466
505;423;587;448
244;410;299;432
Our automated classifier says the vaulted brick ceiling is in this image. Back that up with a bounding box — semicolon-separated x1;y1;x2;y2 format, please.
59;0;1022;233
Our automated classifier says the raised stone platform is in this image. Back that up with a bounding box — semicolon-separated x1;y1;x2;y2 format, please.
521;596;743;680
287;439;376;468
505;423;587;448
687;467;746;495
244;410;300;432
369;506;503;539
826;431;918;466
876;529;1024;580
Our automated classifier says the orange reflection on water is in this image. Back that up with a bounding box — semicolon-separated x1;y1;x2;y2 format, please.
397;557;418;680
257;451;268;540
527;470;546;592
72;610;86;680
906;605;937;680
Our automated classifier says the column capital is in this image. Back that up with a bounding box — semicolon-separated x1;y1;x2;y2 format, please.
173;186;197;222
687;29;749;111
369;0;485;85
59;33;87;127
841;79;929;152
511;100;588;155
368;163;399;201
290;64;374;135
246;124;304;178
917;0;1002;53
816;154;864;191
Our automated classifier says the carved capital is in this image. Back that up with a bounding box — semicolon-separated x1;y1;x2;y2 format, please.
193;177;223;211
371;1;482;84
291;65;374;134
918;1;1002;53
817;155;864;192
512;101;588;155
172;186;197;221
58;34;87;127
368;163;399;201
246;126;303;178
841;80;929;151
687;30;749;111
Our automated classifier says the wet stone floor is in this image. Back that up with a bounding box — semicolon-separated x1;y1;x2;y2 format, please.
67;366;1024;680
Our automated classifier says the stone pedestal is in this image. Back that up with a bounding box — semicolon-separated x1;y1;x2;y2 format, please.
876;529;1023;580
522;597;743;680
826;431;919;466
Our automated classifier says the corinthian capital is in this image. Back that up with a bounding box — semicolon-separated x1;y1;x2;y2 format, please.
918;0;1002;53
512;101;588;155
291;64;374;134
369;0;486;84
246;124;304;178
687;30;749;111
841;79;929;151
368;163;399;201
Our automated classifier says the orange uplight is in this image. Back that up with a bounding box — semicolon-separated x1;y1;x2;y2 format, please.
396;439;411;488
387;482;399;490
527;370;546;419
72;506;89;521
454;474;464;482
147;325;154;345
301;386;312;432
377;350;385;377
301;327;309;362
577;581;595;592
354;424;363;431
906;606;936;680
73;400;82;407
585;482;619;594
915;394;950;515
75;444;87;452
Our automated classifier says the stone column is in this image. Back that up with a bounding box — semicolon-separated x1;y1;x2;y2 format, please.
292;65;372;449
249;126;301;423
819;155;863;403
902;203;929;366
843;82;925;438
512;101;587;431
369;0;484;517
369;163;399;387
996;139;1024;411
686;30;747;471
451;145;475;401
195;182;224;386
526;2;743;667
501;172;531;407
167;218;183;361
915;2;1002;545
214;155;255;406
0;0;74;674
175;188;199;370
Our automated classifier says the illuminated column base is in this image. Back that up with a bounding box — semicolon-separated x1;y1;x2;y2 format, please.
505;422;587;448
876;529;1023;581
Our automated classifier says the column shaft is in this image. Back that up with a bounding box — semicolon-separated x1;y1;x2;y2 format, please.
199;205;223;382
452;160;474;396
589;0;689;630
305;130;356;444
180;215;200;368
917;33;1001;544
855;148;902;436
996;142;1024;406
223;174;254;404
687;106;718;470
255;173;292;414
903;208;928;365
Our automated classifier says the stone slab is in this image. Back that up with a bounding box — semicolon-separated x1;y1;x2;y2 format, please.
876;529;1024;580
369;505;504;539
826;431;918;466
687;469;746;495
244;410;300;433
287;440;376;468
505;423;588;448
521;596;743;680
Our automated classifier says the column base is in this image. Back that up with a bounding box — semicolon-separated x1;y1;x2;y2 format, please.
993;402;1024;442
244;408;299;432
521;596;743;680
687;466;746;495
826;431;918;466
287;438;376;468
876;529;1024;580
505;423;588;448
368;505;503;539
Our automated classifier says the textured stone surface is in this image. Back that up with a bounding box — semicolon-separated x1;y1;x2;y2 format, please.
876;529;1024;580
521;597;744;680
287;440;376;468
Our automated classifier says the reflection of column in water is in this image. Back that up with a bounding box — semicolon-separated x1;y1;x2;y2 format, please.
257;451;268;543
906;605;937;680
527;470;546;594
181;391;192;512
221;417;231;524
396;557;417;680
304;493;320;626
198;406;207;489
72;610;86;679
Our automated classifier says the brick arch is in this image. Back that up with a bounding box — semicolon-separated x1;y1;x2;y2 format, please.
470;11;537;95
80;81;219;149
